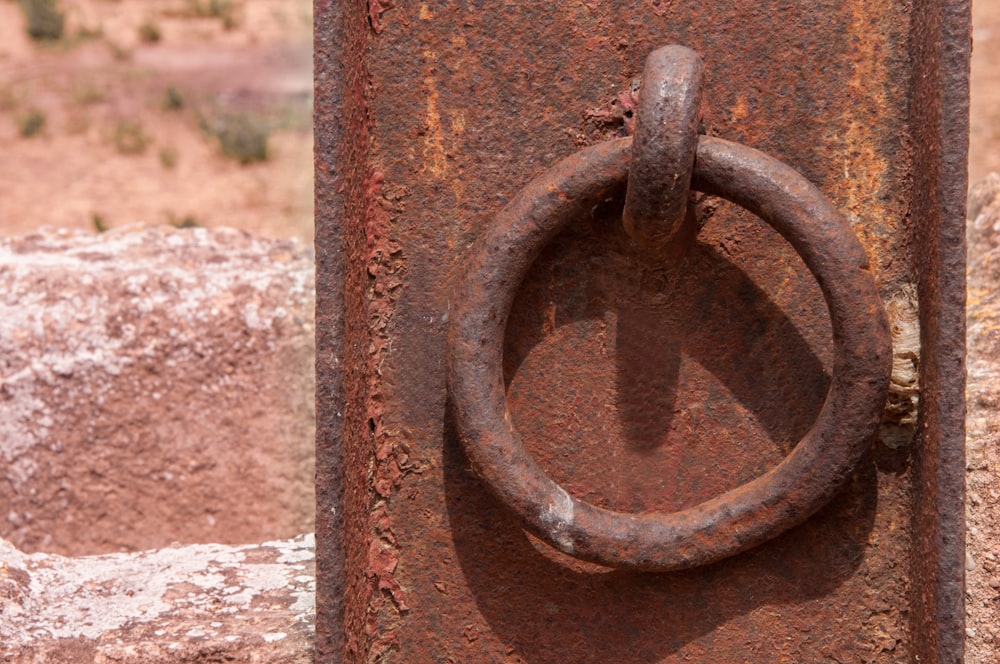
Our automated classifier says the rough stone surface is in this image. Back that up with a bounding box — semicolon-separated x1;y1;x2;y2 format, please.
0;533;315;662
966;173;1000;663
0;226;317;661
0;226;315;556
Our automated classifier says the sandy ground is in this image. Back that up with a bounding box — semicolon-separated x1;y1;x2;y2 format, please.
0;0;313;241
972;0;1000;184
966;3;1000;661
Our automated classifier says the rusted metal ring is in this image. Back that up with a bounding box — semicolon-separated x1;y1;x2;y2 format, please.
622;45;703;247
446;136;892;572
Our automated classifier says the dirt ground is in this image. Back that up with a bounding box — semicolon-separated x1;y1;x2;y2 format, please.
972;0;1000;184
965;2;1000;661
0;0;313;241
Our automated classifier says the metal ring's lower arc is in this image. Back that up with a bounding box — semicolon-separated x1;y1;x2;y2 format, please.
446;135;892;572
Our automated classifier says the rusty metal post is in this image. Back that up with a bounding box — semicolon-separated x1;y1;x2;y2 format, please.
314;0;346;658
315;1;970;661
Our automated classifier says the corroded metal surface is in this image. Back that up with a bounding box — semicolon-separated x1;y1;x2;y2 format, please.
313;0;347;660
907;1;971;660
622;45;702;248
447;136;891;571
316;0;969;661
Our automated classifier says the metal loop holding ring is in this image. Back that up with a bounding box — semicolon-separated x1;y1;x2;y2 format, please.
622;45;703;247
446;133;892;572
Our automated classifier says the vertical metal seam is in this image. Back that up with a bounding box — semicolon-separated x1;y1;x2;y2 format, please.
314;0;348;660
908;0;970;659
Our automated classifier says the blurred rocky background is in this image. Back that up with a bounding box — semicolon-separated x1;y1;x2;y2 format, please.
0;0;313;241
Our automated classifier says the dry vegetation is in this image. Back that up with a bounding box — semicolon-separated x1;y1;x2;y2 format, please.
0;0;313;241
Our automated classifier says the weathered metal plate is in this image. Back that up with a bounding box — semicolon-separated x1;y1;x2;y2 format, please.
315;0;969;661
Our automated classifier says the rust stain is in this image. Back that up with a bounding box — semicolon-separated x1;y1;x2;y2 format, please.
450;111;466;136
367;507;410;611
839;1;894;227
421;98;448;177
421;52;449;179
730;95;749;122
368;0;393;34
419;48;468;202
362;168;409;661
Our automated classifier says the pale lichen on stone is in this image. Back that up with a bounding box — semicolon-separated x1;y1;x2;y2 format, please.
0;226;318;662
0;533;315;661
0;225;316;556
